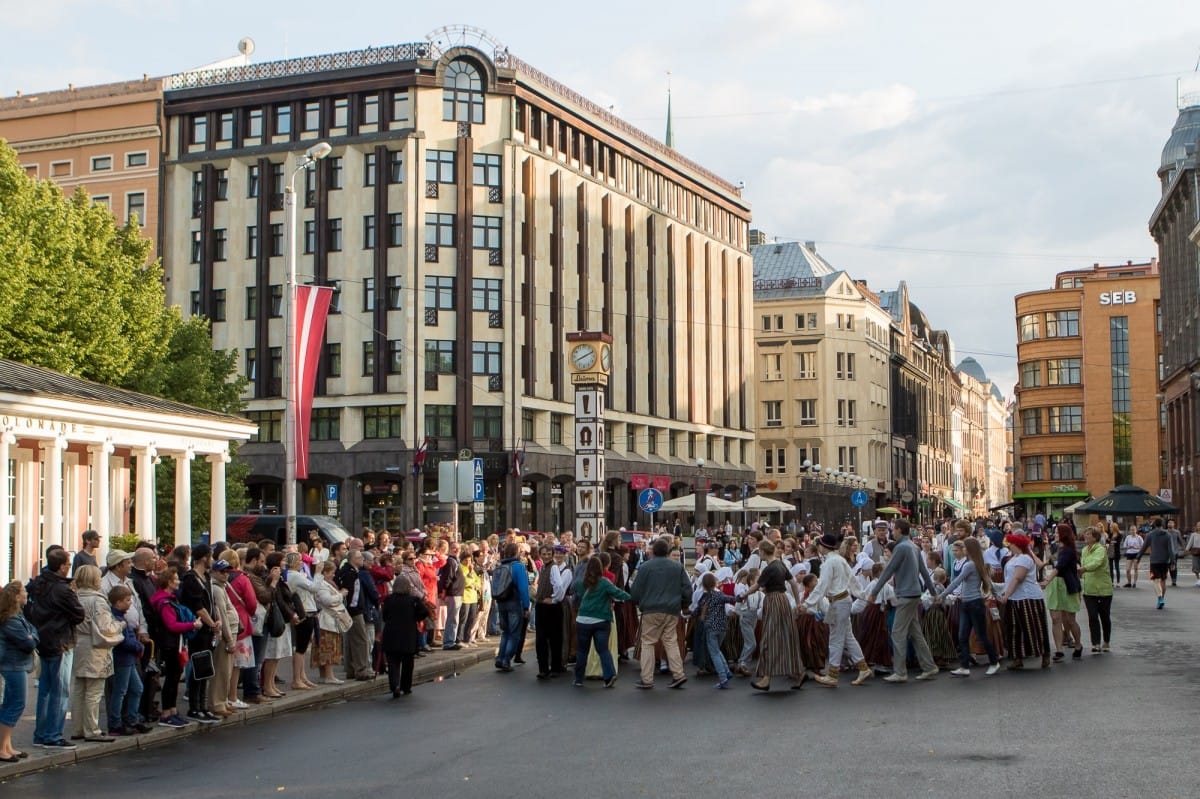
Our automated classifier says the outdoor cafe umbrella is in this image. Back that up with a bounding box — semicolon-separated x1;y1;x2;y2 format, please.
1075;484;1178;516
874;506;904;516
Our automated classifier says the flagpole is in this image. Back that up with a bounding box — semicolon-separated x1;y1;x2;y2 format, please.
283;142;331;546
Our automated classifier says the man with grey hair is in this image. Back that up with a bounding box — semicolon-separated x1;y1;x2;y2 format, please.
337;548;377;681
629;536;691;689
867;519;938;683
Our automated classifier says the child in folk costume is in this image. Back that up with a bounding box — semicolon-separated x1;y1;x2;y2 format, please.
796;573;829;678
696;572;739;688
857;562;893;671
920;567;957;667
732;568;761;676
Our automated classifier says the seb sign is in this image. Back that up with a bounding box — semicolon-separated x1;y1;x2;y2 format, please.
1099;290;1137;306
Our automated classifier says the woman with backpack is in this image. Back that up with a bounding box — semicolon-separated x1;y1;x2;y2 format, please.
150;568;204;728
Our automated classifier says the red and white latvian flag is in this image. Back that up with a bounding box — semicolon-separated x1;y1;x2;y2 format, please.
412;436;429;476
293;284;333;479
512;438;526;478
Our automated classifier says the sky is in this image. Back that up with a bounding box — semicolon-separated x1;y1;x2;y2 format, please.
3;0;1198;395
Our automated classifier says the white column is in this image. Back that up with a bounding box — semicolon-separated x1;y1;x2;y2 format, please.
39;436;66;550
134;446;156;541
208;451;230;542
174;449;193;548
0;430;13;584
14;452;37;579
88;441;113;548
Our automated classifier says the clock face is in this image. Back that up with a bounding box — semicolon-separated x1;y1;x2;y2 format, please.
571;343;596;370
600;344;611;371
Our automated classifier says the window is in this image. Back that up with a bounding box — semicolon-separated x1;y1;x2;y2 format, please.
835;352;855;380
387;213;403;247
362;341;376;376
190;114;207;146
1046;358;1081;386
191;170;203;216
364;406;403;439
836;313;855;330
325;343;341;377
1111;316;1132;485
381;150;402;184
798;446;820;469
1021;408;1042;436
91;155;112;172
390;89;410;125
1044;310;1079;338
245;286;257;320
269;347;282;394
245;108;264;139
303;101;320;132
473;153;501;188
332;97;348;128
1022;456;1045;481
304;168;316;207
364;153;377;187
795;352;816;379
310;408;340;441
214;169;228;200
1049;454;1084;480
1048;405;1082;434
426;149;455;183
190;291;201;316
274;104;292;136
425;276;455;310
386;340;404;374
472;341;502;375
363;215;376;249
363;278;375;312
837;399;856;427
763;400;782;427
328;281;342;314
472;278;501;311
244;349;257;382
247;165;259;198
361;94;380;126
424;405;455;438
807;313;818;329
425;213;455;247
217;112;234;142
522;411;535;444
327;218;342;252
471;407;502;438
647;427;658;455
761;315;772;332
126;192;145;226
92;195;110;209
50;161;71;178
304;220;316;254
212;289;226;321
190;230;202;263
269;223;284;257
763;447;787;475
213;228;227;261
764;448;774;474
425;340;455;373
837;446;858;474
270;163;285;208
261;283;282;318
386;276;403;310
125;151;148;168
1020;361;1041;388
443;59;484;123
472;215;501;249
550;414;563;445
762;353;782;380
328;157;343;190
246;410;282;443
797;399;817;426
1018;314;1041;342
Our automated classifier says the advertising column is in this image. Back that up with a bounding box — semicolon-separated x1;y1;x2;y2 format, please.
567;332;612;544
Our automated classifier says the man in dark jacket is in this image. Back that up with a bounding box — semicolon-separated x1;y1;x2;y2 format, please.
338;549;376;680
629;536;691;690
179;543;221;723
26;547;85;749
438;541;466;650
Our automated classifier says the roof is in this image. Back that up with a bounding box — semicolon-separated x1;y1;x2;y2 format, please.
0;78;162;114
0;359;249;425
957;356;988;383
1160;105;1200;173
750;241;839;299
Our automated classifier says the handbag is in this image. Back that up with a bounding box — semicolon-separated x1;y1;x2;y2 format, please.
333;606;353;634
251;604;267;636
265;599;287;638
143;640;163;677
189;648;216;681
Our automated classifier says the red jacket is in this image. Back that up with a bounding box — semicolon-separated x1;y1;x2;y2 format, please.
370;564;395;600
415;557;442;605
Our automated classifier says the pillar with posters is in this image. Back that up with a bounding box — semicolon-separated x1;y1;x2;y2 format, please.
567;332;612;544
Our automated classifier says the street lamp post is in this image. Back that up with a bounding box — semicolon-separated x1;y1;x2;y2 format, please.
695;457;707;535
283;141;332;547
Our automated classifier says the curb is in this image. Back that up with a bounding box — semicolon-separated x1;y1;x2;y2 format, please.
0;642;501;783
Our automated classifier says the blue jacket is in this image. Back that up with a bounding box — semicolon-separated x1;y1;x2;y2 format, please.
0;613;39;672
111;607;144;669
497;556;530;609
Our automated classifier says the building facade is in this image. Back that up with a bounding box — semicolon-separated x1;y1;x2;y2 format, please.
956;357;1012;516
1152;83;1200;526
159;31;754;535
0;78;164;242
750;241;891;526
1013;262;1162;518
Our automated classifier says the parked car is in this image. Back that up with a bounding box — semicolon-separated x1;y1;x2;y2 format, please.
225;514;353;548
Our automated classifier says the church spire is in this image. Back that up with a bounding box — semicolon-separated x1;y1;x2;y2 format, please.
665;72;675;149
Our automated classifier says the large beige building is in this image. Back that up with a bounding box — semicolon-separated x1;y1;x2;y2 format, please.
159;30;754;534
0;78;164;241
956;357;1012;516
751;240;891;523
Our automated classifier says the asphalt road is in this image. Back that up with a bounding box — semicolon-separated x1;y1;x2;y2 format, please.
10;581;1200;799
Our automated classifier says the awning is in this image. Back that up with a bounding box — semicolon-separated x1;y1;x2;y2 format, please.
1011;491;1089;500
941;496;969;513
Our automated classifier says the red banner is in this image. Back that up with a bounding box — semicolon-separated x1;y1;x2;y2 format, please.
630;473;650;490
650;475;670;492
293;285;333;479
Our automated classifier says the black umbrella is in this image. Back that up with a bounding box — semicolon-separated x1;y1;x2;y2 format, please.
1075;484;1178;516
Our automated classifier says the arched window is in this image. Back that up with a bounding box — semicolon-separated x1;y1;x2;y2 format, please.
443;60;484;124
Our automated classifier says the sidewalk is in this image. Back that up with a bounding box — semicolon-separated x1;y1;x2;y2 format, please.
0;641;502;782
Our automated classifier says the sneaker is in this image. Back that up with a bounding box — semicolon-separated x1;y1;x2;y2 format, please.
40;739;78;750
229;700;249;710
444;643;463;651
1156;597;1165;610
603;676;617;689
915;668;939;681
634;680;654;690
950;668;970;677
202;711;223;722
1102;643;1111;652
186;711;218;725
131;722;154;734
158;716;187;729
883;673;908;683
986;663;1001;676
320;677;345;685
668;675;688;689
573;680;584;687
715;678;730;690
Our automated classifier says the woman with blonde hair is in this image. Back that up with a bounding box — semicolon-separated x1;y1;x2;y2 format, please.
284;551;319;690
750;539;805;691
311;560;348;684
70;565;124;741
1078;525;1115;653
0;581;38;760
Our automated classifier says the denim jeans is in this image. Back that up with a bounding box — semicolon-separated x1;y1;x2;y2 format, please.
0;669;27;728
33;649;72;744
956;598;998;668
488;601;501;636
574;620;615;683
705;626;731;681
442;596;461;647
109;664;145;729
496;604;525;666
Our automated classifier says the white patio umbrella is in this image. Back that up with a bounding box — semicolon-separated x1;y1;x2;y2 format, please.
657;493;742;512
740;495;796;512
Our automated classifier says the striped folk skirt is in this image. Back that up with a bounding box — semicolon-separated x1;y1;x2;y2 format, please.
1003;598;1050;660
796;613;828;672
756;592;803;679
856;602;892;668
921;604;957;665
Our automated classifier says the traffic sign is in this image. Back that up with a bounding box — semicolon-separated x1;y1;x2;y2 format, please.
472;501;484;512
638;487;664;513
473;478;485;502
900;490;914;503
326;483;338;502
473;457;484;478
851;489;868;508
474;512;485;524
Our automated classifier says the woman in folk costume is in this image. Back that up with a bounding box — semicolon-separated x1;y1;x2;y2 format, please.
998;533;1052;670
920;567;957;667
795;573;828;678
855;561;893;672
750;539;806;692
585;552;621;678
601;532;638;659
